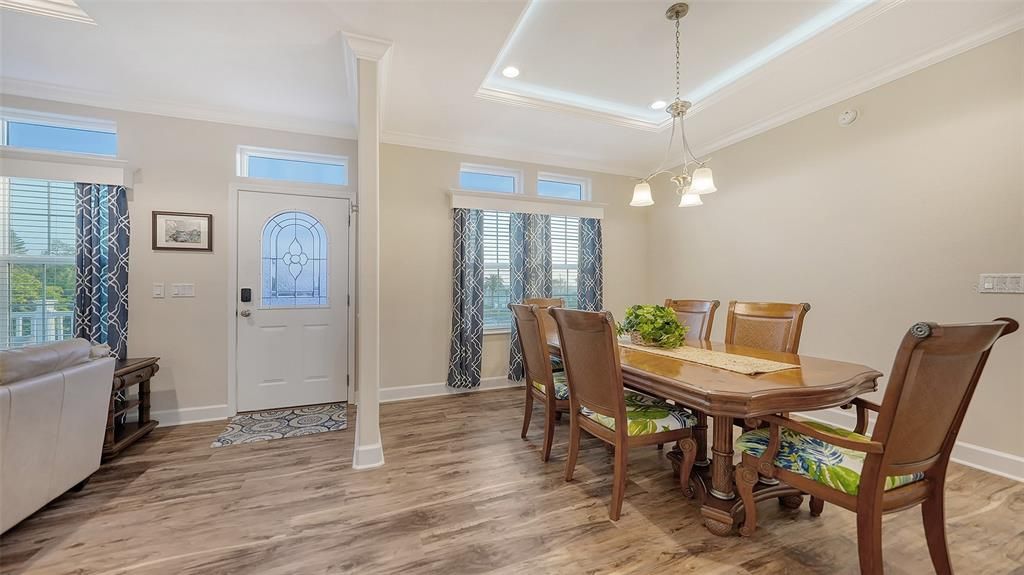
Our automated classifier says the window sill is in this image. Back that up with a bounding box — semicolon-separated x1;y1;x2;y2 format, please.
483;328;511;336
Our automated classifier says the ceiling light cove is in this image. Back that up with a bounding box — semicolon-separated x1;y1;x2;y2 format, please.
477;0;875;131
0;0;95;24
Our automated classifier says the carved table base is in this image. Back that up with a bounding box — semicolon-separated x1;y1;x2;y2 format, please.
668;449;805;536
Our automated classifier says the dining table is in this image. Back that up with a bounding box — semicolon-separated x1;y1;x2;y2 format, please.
547;334;882;536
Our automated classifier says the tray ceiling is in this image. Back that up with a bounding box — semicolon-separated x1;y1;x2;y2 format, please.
1;1;1022;176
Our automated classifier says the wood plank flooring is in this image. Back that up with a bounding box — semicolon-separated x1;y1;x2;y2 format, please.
2;388;1021;574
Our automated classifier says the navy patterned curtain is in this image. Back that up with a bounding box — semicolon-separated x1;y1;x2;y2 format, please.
508;213;551;381
75;184;130;360
447;208;484;389
577;218;603;312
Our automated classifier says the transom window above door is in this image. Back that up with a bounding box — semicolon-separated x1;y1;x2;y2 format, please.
261;211;328;308
238;146;348;186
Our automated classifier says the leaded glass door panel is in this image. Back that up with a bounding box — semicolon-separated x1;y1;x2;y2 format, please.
236;190;349;412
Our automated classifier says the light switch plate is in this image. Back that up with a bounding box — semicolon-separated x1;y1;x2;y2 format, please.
152;282;164;298
978;274;1024;294
170;283;195;297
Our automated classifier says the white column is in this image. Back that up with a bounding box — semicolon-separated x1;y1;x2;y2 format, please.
346;33;391;470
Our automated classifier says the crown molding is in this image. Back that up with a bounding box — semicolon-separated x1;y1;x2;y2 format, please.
0;77;358;140
343;32;393;61
0;0;95;25
685;0;906;118
381;129;643;178
693;7;1024;159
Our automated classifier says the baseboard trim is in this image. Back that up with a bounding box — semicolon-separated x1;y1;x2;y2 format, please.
379;376;524;403
352;441;385;470
799;408;1024;483
351;417;385;470
149;404;231;427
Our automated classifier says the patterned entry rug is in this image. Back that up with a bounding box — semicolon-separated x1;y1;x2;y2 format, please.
211;402;347;448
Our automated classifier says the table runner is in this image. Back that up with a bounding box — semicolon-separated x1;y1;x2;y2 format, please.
620;343;800;375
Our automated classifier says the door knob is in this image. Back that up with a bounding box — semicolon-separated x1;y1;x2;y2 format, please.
240;309;252;318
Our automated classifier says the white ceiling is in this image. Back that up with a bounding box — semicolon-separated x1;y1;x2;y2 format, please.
2;1;1023;176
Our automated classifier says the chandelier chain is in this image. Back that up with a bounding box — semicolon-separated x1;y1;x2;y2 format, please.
674;18;681;101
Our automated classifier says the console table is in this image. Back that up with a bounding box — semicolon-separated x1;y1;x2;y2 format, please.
103;357;160;461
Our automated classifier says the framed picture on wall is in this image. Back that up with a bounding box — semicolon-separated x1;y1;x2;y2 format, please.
152;211;213;252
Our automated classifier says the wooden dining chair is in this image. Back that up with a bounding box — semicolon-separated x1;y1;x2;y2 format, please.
734;318;1018;574
525;297;565;372
725;301;811;354
550;307;699;520
660;299;719;462
510;304;570;462
664;299;720;341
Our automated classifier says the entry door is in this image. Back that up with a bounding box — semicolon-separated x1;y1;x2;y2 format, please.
236;190;349;412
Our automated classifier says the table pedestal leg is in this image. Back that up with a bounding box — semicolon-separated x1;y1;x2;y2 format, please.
668;416;807;537
709;415;735;500
694;412;710;467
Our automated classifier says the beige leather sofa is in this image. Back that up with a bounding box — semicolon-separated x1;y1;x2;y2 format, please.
0;338;114;533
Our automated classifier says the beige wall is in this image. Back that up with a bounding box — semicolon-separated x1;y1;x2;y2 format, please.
646;32;1024;457
0;94;356;415
379;144;649;388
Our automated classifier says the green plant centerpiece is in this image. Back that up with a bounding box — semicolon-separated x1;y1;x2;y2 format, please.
617;304;689;349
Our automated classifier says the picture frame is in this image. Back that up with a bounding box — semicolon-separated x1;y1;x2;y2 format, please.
152;211;213;252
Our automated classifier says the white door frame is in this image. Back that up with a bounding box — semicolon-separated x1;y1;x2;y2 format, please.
227;179;357;416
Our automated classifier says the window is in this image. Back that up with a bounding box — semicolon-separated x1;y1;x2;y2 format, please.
459;164;521;194
482;210;512;330
1;178;77;350
261;211;328;307
538;173;590;201
2;110;117;156
550;216;579;308
239;146;348;186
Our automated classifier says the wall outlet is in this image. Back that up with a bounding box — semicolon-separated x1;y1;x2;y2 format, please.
152;282;164;298
978;274;1024;294
170;283;195;297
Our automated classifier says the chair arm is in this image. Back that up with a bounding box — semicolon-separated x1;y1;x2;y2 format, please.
759;414;884;454
841;397;882;434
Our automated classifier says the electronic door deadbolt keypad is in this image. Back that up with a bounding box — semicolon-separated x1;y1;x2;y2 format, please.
240;288;252;303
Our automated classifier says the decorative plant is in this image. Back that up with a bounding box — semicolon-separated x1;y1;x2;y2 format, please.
617;304;689;349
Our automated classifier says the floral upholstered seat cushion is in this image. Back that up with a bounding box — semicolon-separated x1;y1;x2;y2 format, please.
550;355;564;372
582;391;697;436
531;370;570;400
736;421;924;496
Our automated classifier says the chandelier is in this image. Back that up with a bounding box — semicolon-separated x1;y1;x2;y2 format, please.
630;3;717;208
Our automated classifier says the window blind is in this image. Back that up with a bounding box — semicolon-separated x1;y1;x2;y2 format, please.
0;178;77;349
482;210;512;329
550;215;580;309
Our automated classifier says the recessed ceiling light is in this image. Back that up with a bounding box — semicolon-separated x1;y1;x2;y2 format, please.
649;100;667;110
502;66;520;79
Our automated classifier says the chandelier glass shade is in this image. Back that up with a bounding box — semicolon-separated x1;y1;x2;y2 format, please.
629;181;654;207
630;2;718;208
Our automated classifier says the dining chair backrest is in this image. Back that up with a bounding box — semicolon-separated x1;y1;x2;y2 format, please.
870;318;1018;474
725;301;811;354
549;308;625;422
525;297;565;342
664;299;720;341
509;304;553;392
